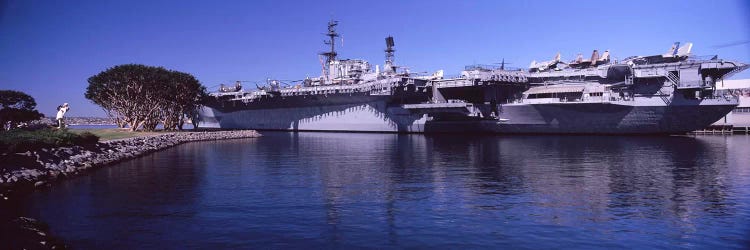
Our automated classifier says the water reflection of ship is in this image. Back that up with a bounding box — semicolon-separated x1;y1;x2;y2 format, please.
275;132;734;238
468;136;732;227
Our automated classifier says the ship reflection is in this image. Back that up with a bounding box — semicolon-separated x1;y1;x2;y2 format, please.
278;132;734;243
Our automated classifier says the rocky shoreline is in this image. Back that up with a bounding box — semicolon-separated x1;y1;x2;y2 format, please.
1;130;260;197
0;130;260;249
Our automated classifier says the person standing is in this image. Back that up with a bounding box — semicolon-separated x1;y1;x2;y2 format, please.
56;103;70;128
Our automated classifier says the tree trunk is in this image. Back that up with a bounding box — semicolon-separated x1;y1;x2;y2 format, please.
176;108;185;131
162;113;178;131
118;119;128;129
137;120;146;132
128;119;139;132
116;115;127;128
177;116;184;131
143;118;158;131
189;114;200;130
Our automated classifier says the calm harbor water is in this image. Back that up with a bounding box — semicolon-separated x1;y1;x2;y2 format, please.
14;132;750;249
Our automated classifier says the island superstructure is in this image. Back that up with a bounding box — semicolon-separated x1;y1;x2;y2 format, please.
198;22;749;134
199;21;440;132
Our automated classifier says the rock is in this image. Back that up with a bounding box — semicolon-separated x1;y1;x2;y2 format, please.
0;217;68;249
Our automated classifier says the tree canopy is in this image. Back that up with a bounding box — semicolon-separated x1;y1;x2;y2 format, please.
85;64;206;131
0;90;44;131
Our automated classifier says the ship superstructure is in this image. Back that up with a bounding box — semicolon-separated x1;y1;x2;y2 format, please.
460;42;749;134
199;21;442;132
198;22;748;134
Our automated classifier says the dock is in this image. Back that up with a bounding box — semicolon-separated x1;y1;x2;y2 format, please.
690;125;750;135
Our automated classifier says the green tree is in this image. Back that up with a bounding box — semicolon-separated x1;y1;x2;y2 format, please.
85;64;206;131
0;90;44;131
161;71;206;130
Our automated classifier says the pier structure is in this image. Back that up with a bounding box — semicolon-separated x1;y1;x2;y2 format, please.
709;78;750;134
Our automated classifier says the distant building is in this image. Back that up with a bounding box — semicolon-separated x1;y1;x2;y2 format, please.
713;79;750;129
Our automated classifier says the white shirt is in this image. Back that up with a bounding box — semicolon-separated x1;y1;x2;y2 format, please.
56;106;69;119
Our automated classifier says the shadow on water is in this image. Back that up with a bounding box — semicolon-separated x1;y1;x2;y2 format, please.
13;143;209;248
13;133;750;248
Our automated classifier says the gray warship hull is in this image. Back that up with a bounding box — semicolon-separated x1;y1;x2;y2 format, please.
197;97;737;134
481;101;736;134
198;99;428;132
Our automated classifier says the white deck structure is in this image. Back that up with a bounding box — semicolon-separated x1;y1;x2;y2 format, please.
713;79;750;129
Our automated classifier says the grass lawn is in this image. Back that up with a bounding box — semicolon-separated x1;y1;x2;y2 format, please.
71;128;167;141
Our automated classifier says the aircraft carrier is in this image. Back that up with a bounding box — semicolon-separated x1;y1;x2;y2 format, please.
197;21;749;134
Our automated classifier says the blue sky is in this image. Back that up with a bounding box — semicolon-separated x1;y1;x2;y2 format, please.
1;0;749;117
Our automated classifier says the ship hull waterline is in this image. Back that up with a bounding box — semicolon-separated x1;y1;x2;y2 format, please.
197;99;737;135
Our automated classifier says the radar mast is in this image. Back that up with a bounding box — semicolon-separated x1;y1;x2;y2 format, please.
385;36;395;72
320;20;339;65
